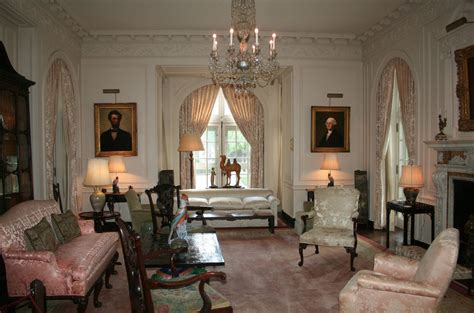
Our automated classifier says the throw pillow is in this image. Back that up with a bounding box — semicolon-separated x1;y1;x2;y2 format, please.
51;210;81;243
24;217;59;251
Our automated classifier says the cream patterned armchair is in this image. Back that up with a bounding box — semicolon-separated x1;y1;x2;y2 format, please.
298;186;360;271
339;228;459;313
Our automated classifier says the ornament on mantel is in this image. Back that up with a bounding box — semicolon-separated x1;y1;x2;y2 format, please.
435;114;447;141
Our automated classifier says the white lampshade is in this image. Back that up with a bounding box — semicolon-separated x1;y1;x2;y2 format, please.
178;133;204;152
320;154;340;171
109;156;127;174
399;165;424;188
83;158;110;187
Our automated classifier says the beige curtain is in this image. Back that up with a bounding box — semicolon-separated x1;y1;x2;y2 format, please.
394;58;416;162
374;61;396;230
44;59;81;213
179;85;219;188
222;86;264;187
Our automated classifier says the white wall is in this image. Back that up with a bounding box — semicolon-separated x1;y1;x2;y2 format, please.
0;1;82;200
362;0;474;241
281;60;364;217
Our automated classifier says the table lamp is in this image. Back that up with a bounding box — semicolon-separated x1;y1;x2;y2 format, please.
83;158;110;212
399;164;424;205
321;153;340;187
178;133;204;189
108;156;127;193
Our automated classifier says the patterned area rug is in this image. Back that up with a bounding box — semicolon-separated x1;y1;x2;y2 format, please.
17;227;474;312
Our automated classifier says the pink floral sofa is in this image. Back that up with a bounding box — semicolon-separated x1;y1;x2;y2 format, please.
0;200;119;312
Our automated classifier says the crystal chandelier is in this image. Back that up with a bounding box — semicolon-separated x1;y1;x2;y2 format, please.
209;0;279;94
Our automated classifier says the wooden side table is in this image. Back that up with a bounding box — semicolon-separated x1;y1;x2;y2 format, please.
105;192;127;212
79;211;121;232
386;200;434;248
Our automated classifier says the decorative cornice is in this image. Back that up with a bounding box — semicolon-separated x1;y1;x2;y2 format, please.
362;0;462;59
2;0;82;51
82;33;361;60
356;0;426;43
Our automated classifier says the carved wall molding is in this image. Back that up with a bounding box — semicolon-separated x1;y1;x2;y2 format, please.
82;39;361;59
362;0;461;59
3;0;81;51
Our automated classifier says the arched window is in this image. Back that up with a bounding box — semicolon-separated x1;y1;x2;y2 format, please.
194;88;251;188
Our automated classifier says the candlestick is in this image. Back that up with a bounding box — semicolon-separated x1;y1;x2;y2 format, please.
255;28;259;45
269;40;273;56
230;28;234;46
252;44;255;53
272;33;276;50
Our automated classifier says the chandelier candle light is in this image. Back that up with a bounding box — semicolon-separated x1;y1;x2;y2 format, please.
209;0;279;94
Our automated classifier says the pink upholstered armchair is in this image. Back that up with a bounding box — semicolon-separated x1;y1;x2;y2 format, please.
339;228;459;313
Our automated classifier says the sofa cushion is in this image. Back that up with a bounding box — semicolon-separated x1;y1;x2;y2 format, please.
209;197;243;209
243;196;270;209
51;211;81;243
188;197;209;207
24;217;59;252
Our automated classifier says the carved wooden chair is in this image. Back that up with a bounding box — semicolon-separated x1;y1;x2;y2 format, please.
145;183;178;233
0;279;46;313
116;218;232;313
146;184;215;235
52;183;64;213
298;186;360;271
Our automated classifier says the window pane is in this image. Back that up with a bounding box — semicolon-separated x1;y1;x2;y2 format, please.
193;88;253;188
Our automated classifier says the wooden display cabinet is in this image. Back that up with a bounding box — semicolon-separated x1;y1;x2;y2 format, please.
0;41;35;215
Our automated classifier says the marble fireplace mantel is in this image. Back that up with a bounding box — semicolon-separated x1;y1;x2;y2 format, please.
425;139;474;236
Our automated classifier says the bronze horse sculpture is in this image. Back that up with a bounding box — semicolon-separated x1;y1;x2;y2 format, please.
220;155;241;187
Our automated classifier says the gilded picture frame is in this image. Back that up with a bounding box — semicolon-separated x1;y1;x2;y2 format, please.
94;103;137;157
311;106;350;153
456;44;474;131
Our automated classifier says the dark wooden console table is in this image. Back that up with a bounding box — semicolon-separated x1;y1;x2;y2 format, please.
386;200;434;248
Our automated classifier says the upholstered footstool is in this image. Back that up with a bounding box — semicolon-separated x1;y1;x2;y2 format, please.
396;245;473;293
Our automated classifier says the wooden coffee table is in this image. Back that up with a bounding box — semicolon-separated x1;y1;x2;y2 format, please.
187;210;275;233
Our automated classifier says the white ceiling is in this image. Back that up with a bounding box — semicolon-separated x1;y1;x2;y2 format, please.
54;0;420;38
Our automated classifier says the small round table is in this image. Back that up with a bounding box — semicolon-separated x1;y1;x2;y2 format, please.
79;211;120;232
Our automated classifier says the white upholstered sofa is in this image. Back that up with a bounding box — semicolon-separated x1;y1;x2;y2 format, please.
180;188;280;228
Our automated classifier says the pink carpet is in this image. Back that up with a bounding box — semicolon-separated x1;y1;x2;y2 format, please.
30;228;474;312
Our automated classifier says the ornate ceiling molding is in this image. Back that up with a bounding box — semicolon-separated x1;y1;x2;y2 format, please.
3;0;81;50
362;0;461;59
82;37;361;60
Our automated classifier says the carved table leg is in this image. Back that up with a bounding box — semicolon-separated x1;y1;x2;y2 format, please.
105;251;119;289
315;245;319;254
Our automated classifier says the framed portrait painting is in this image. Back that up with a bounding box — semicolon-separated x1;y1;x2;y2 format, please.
94;103;137;157
311;106;350;153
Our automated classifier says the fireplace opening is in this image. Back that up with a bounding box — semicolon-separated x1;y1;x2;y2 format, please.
453;179;474;267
